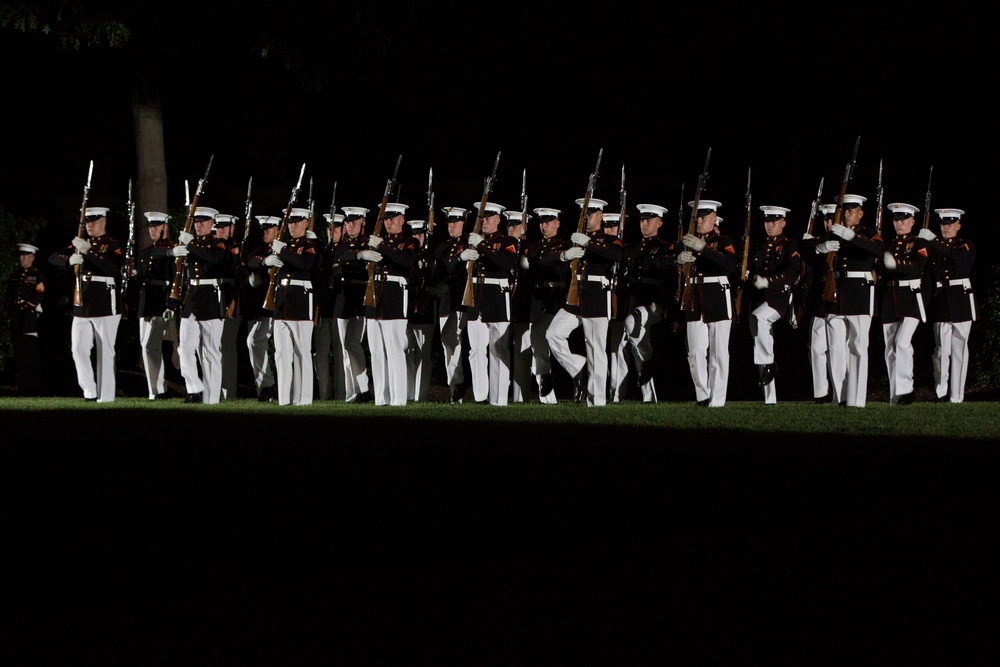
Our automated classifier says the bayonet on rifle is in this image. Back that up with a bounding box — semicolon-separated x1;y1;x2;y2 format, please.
921;166;934;230
364;155;403;308
734;167;752;324
264;162;307;311
565;148;603;307
461;151;502;308
822;136;860;303
680;147;712;312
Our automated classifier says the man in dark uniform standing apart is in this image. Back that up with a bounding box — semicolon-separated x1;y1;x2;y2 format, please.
623;203;673;403
266;207;320;406
360;202;418;406
674;199;737;407
880;202;929;405
506;209;532;403
135;212;175;400
524;207;570;404
748;205;801;405
465;201;518;405
49;206;124;402
406;218;436;403
919;208;976;403
8;243;46;395
819;194;883;407
334;206;374;403
546;197;624;407
212;213;242;400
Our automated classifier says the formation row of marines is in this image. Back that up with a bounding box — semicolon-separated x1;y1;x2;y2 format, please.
17;186;975;406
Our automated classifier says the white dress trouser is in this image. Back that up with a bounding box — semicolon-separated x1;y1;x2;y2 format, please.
179;316;224;404
686;317;731;407
246;316;275;395
466;317;511;405
273;319;314;406
139;315;167;399
368;318;409;406
530;314;557;404
338;316;370;401
71;314;121;402
406;322;435;402
933;321;972;403
809;316;830;399
827;313;872;407
509;322;532;403
750;302;783;405
546;309;609;407
883;317;920;404
438;311;466;392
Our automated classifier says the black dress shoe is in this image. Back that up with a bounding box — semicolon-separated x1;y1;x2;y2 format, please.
83;397;98;402
897;392;915;405
184;392;202;404
814;392;832;404
475;399;490;405
758;363;778;387
538;374;553;397
450;383;466;404
696;398;710;407
258;385;277;402
637;362;655;386
573;368;588;404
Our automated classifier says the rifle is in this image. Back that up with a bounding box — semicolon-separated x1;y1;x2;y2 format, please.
72;160;94;308
734;167;752;324
793;176;825;325
226;177;253;318
169;155;214;304
461;151;501;308
821;136;860;304
921;166;934;230
511;168;528;296
674;182;685;304
364;155;403;308
680;147;712;312
873;159;885;237
610;165;626;318
413;168;436;315
263;163;307;311
122;177;137;315
311;181;338;325
566;148;604;307
307;177;315;233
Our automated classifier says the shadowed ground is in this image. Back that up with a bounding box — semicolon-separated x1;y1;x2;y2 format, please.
5;411;998;660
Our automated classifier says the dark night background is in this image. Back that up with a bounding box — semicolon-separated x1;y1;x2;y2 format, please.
4;2;1000;659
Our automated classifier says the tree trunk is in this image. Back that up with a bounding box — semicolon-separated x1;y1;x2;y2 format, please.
131;92;168;249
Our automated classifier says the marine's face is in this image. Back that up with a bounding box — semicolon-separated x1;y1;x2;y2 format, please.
696;211;716;235
893;215;914;236
764;217;786;238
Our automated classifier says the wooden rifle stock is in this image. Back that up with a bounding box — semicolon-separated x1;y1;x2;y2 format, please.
733;168;752;323
170;156;214;304
265;163;307;311
566;148;603;308
462;152;501;308
822;137;860;304
680;148;712;312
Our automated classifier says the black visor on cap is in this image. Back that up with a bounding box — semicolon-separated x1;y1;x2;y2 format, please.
586;207;601;214
603;220;619;227
288;216;308;222
215;220;232;226
18;250;34;255
193;216;213;222
842;203;861;210
85;215;103;222
940;217;960;223
696;209;715;217
538;215;557;222
764;214;784;221
639;212;659;219
891;212;913;221
344;214;364;221
147;220;166;226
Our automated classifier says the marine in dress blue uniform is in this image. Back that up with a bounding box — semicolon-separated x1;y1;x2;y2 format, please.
8;243;46;395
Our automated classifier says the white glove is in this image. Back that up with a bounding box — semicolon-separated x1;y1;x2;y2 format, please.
368;235;383;249
169;245;189;258
816;240;840;254
72;236;91;254
130;269;138;278
882;251;897;272
801;232;814;240
830;224;855;241
571;232;591;247
263;254;284;267
676;250;696;265
271;239;286;254
248;273;262;288
162;309;176;321
178;231;194;245
467;233;484;247
35;303;43;313
918;228;937;242
682;233;706;252
752;275;769;289
520;256;530;270
358;249;383;263
68;253;84;266
459;248;480;262
560;247;585;261
305;230;318;239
